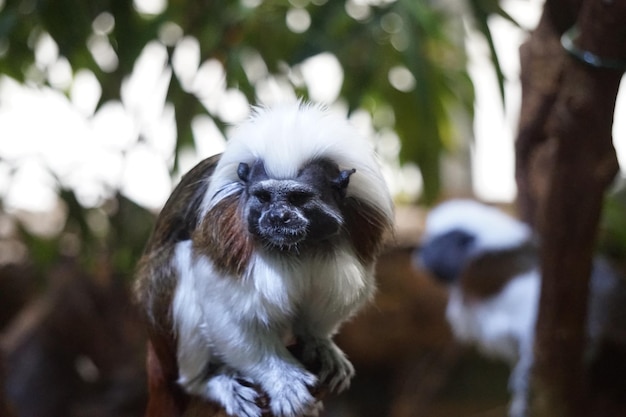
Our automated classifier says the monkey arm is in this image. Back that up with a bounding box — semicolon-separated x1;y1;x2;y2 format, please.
181;311;318;417
291;251;376;393
172;242;318;417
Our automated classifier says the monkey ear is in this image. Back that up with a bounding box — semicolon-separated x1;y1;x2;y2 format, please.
332;168;356;191
238;162;250;182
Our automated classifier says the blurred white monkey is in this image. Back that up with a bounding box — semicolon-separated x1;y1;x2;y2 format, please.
416;199;626;417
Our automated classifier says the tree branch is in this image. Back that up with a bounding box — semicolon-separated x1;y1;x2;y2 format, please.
516;1;626;416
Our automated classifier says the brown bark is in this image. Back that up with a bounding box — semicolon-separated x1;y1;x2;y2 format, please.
0;351;16;417
533;66;621;417
515;1;626;416
515;9;565;226
2;261;147;417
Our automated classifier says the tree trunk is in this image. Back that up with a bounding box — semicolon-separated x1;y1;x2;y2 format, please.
0;351;15;417
515;1;626;416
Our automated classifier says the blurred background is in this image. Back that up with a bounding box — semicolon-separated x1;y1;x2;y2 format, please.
0;0;624;416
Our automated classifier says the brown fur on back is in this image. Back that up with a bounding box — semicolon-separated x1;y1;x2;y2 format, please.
459;242;537;300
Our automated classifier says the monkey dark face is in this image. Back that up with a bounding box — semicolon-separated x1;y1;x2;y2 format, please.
418;229;476;284
238;159;355;250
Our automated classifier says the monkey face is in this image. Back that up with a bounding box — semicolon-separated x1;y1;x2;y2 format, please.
238;159;355;250
418;229;476;284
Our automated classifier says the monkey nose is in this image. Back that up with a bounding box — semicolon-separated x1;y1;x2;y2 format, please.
269;208;292;224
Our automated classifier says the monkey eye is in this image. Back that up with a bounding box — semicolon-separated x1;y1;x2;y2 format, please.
287;190;313;206
237;162;250;182
252;189;272;203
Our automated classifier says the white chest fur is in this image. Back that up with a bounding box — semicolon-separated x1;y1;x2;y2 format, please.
445;269;540;363
171;240;374;381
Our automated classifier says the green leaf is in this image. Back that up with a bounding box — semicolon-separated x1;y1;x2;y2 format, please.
466;0;519;108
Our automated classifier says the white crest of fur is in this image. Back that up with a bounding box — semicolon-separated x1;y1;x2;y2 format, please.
202;102;393;224
423;199;532;253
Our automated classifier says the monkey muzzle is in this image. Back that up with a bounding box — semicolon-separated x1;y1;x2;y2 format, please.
256;202;309;248
244;171;344;250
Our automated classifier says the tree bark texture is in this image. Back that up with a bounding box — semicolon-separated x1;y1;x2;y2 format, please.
0;351;16;417
515;1;626;416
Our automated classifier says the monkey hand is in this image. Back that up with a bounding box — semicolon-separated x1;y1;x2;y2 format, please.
300;338;355;394
260;361;318;417
199;370;261;417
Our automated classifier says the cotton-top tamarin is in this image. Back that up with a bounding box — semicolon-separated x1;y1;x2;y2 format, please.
416;199;626;417
134;102;394;417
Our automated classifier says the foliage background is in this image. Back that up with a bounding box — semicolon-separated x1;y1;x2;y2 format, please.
0;0;516;279
12;1;624;417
